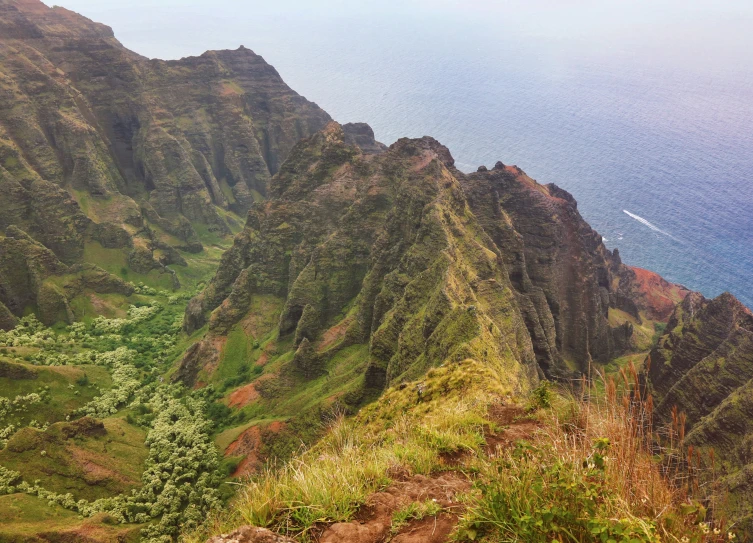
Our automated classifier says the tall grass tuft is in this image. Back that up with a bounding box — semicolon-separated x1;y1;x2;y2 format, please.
182;384;492;542
459;360;735;542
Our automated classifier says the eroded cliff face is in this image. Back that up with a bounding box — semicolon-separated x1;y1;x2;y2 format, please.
647;292;753;531
457;163;688;376
180;122;540;398
0;225;134;326
181;121;679;396
0;0;330;322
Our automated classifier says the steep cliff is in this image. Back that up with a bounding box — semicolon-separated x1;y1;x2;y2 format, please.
0;0;330;322
647;292;753;531
180;122;540;401
181;122;677;400
444;162;687;376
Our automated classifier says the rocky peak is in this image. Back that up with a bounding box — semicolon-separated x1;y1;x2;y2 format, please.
390;136;455;168
459;162;664;375
0;0;116;40
0;0;331;323
180;122;540;397
342;122;387;155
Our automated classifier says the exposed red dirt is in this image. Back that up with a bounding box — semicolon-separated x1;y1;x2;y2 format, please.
629;266;690;320
256;341;277;367
484;404;540;457
225;425;263;477
318;317;352;352
315;404;538;543
228;382;260;408
225;421;287;478
200;337;227;378
67;445;138;487
391;513;458;543
317;472;469;543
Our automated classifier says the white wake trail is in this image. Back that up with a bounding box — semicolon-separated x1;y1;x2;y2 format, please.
622;210;678;240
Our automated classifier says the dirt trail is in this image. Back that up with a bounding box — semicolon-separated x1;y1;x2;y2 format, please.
315;404;538;543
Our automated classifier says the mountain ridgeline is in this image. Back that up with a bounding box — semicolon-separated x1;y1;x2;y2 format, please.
647;292;753;532
179;121;684;393
0;0;330;326
0;0;752;541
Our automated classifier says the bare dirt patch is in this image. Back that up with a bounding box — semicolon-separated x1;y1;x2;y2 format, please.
68;446;137;487
318;317;352;352
225;421;287;478
484;404;539;457
228;382;259;408
317;472;469;543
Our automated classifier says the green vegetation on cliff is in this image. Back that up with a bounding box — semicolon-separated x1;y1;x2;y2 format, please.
1;3;745;543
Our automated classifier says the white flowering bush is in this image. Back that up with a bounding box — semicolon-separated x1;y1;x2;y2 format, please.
0;315;60;348
0;287;226;541
0;393;43;419
0;465;21;494
0;424;16;448
75;348;141;418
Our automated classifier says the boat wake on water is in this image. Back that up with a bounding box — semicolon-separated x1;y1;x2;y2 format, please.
622;210;679;241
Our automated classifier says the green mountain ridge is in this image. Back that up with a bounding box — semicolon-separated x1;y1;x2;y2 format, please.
0;0;750;542
0;0;330;326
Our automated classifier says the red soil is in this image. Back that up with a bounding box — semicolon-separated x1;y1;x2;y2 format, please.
318;318;352;352
225;421;287;478
317;472;470;543
228;382;259;408
316;404;538;543
629;266;690;320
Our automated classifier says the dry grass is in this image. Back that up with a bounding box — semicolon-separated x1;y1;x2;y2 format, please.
506;360;734;542
182;384;491;542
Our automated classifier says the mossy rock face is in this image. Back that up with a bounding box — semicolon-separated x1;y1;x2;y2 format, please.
0;226;133;324
179;123;545;399
647;291;753;531
0;300;18;330
0;0;332;322
459;168;688;376
183;120;668;397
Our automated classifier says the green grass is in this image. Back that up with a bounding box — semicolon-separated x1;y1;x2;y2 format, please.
214;418;288;452
0;362;111;426
608;308;660;352
82;242;174;290
69;292;131;322
184;360;499;541
213;326;254;384
0;494;141;541
0;493;81;535
391;499;443;534
0;417;148;501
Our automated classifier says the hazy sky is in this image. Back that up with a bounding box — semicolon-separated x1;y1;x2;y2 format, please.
48;0;753;69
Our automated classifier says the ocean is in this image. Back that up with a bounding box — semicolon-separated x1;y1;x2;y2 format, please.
53;0;753;308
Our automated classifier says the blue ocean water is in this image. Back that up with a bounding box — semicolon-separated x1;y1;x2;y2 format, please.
57;1;753;308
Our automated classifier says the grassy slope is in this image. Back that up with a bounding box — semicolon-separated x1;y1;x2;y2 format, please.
0;494;141;542
0;417;148;501
0;222;230;540
185;360;722;543
0;361;111;426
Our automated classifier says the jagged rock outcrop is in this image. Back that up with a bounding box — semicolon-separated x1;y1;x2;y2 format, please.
0;0;331;320
181;117;688;395
180;122;540;396
457;163;686;375
646;292;753;531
